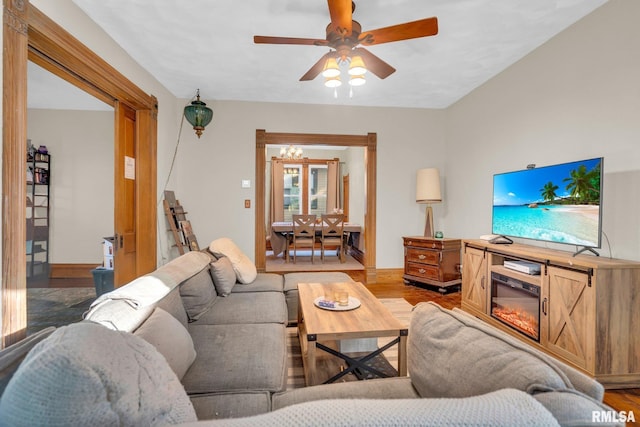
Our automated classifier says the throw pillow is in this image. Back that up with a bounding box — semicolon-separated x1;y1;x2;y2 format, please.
209;256;237;296
179;267;217;321
0;322;197;426
133;308;197;380
208;237;257;284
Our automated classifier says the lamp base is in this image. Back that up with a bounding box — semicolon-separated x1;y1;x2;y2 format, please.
423;205;434;238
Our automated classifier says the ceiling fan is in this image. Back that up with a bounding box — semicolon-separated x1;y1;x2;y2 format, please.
254;0;438;84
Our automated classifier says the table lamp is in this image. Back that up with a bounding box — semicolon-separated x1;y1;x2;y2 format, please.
416;168;442;238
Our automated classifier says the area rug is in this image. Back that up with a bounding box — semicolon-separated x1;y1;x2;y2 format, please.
286;297;413;390
27;287;96;336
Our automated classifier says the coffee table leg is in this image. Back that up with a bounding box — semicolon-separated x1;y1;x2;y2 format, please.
307;334;317;386
398;329;408;376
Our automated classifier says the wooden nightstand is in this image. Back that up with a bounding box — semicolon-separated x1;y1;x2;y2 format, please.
402;236;462;293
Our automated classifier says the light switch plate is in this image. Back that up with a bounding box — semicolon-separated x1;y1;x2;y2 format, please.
241;179;251;188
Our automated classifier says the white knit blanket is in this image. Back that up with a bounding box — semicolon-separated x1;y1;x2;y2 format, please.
179;389;560;427
0;322;197;426
90;251;212;309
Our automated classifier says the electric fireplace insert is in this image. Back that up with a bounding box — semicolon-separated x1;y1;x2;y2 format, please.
490;272;540;342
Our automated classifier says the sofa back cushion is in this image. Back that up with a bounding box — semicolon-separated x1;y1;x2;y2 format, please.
133;308;196;380
408;302;572;398
156;287;189;328
0;322;197;426
179;267;217;321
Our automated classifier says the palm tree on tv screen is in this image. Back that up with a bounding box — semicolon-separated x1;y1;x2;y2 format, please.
563;163;600;204
540;181;559;203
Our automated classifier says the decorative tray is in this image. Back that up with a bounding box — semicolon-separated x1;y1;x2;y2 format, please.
313;296;361;311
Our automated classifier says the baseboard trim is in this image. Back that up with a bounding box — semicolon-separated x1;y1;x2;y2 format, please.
375;268;404;283
49;263;98;279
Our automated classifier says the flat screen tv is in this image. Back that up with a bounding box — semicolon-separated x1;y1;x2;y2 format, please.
492;157;603;254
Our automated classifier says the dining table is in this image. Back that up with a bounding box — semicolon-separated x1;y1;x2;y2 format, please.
270;221;362;262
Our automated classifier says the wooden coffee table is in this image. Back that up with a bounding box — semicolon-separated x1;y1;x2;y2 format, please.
297;282;408;386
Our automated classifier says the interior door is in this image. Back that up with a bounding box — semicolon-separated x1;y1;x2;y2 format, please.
114;102;137;286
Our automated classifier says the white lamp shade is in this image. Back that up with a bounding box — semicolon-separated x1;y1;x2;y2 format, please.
416;168;442;203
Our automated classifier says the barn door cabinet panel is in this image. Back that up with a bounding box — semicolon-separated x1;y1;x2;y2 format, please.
461;239;640;389
461;246;488;315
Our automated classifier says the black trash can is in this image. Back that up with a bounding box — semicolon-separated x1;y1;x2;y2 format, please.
91;267;114;297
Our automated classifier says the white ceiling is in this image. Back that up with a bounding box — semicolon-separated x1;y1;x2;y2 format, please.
38;0;608;110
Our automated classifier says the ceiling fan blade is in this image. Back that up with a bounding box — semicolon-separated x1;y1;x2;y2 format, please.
327;0;353;36
300;52;335;81
254;35;328;46
353;47;395;79
359;17;438;46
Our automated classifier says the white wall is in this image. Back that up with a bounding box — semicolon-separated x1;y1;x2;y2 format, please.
27;109;114;264
445;0;640;261
173;100;446;268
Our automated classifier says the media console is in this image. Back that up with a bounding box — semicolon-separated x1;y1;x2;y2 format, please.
461;239;640;389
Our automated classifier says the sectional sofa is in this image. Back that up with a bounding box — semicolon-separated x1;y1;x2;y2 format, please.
0;238;622;426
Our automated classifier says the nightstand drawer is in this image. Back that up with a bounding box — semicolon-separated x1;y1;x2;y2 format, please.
406;248;439;265
403;237;460;251
406;262;440;281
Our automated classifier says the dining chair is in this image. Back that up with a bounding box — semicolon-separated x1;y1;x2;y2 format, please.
320;214;345;263
292;214;317;264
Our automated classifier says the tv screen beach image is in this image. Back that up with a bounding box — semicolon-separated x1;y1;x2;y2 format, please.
492;158;602;247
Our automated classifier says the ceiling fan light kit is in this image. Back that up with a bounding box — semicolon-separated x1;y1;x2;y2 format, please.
349;74;366;87
322;57;341;78
324;76;342;88
254;0;438;95
348;55;367;76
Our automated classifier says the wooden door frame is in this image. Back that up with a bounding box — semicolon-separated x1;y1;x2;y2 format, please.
255;130;377;283
2;1;158;346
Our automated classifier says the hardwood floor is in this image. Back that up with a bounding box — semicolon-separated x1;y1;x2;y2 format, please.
368;279;640;417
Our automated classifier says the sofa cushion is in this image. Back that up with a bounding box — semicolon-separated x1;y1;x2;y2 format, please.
192;292;287;325
209;238;257;284
0;322;197;426
408;302;571;398
179;267;217;321
134;307;196;380
190;392;271;420
231;273;284;293
209;256;237;296
183;323;286;394
156;287;189;329
272;377;419;410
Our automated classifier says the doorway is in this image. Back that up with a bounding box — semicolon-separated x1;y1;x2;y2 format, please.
27;60;115;288
255;130;377;283
2;2;158;346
